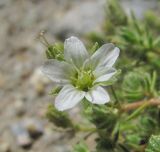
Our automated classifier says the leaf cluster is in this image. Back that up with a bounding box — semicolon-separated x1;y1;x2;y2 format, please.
84;0;160;151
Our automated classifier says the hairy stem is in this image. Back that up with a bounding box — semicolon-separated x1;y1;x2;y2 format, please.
121;98;160;112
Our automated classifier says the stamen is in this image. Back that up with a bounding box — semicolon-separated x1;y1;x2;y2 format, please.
37;30;50;47
70;68;95;92
69;59;80;74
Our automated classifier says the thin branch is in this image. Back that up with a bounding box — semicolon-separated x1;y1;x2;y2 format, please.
110;86;121;107
121;98;160;112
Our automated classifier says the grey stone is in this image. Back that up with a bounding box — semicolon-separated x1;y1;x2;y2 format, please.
52;0;106;39
23;118;44;139
121;0;158;19
11;123;32;149
29;68;50;96
0;141;10;152
13;99;26;116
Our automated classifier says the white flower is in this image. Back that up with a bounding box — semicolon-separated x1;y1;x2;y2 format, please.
41;36;120;111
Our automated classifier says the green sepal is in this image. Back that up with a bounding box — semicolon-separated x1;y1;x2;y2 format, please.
45;43;64;60
49;86;62;96
46;104;73;128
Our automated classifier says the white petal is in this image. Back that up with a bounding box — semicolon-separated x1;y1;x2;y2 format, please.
41;59;74;84
89;43;114;68
55;85;85;111
85;86;110;104
101;47;120;67
93;68;116;83
86;43;115;69
64;36;89;68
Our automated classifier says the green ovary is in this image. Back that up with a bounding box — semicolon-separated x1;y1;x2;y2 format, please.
71;70;95;91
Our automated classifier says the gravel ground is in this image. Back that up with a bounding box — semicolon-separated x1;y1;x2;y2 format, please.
0;0;158;151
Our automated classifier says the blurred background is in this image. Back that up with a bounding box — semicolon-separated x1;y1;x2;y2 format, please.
0;0;159;151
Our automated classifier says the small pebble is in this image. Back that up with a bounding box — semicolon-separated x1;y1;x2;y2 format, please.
23;118;44;139
29;68;50;95
14;99;26;116
11;123;32;149
0;141;10;152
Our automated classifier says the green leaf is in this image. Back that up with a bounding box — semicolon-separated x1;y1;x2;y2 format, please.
145;135;160;152
126;103;147;121
90;42;99;53
106;0;127;26
122;70;156;102
73;142;90;152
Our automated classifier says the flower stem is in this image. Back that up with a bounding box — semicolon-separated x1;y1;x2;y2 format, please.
76;125;97;132
111;86;121;107
121;98;160;112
